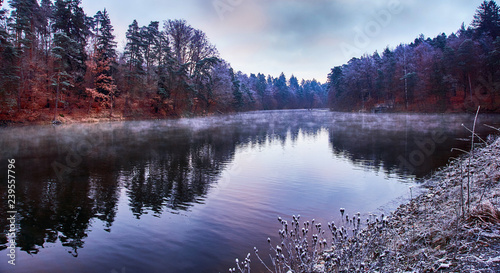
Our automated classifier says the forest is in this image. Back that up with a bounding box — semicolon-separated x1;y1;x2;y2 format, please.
328;1;500;113
0;1;499;124
0;0;327;124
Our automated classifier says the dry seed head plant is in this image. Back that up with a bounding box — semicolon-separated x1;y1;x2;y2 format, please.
231;210;393;273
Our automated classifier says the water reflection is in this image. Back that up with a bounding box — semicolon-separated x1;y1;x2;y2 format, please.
327;113;500;177
0;124;240;255
0;110;499;271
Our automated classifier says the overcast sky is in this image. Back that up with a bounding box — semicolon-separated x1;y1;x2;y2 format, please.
81;0;485;82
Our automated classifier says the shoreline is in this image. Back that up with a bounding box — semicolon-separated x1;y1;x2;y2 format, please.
0;109;178;127
2;108;500;128
317;135;500;272
387;135;500;272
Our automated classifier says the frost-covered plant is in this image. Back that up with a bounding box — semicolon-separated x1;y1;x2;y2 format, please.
231;209;393;273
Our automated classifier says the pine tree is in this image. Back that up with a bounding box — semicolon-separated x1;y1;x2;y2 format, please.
124;20;144;70
94;9;116;61
472;0;500;38
124;19;145;94
155;28;172;100
229;67;243;110
51;32;76;120
8;0;39;51
327;66;344;100
0;7;18;113
93;10;116;93
256;73;267;108
8;0;39;110
38;0;53;92
288;74;300;107
89;9;117;116
275;72;289;109
52;0;90;93
141;21;159;86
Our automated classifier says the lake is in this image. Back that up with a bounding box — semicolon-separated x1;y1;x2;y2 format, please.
1;110;500;273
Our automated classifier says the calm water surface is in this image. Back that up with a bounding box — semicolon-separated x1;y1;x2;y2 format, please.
1;110;500;273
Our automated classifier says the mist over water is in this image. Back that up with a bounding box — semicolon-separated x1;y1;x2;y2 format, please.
1;110;499;272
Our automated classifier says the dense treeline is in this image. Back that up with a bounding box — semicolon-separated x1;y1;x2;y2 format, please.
2;1;499;123
0;0;327;123
328;0;500;113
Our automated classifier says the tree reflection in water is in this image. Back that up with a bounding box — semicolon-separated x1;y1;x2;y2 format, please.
0;110;499;257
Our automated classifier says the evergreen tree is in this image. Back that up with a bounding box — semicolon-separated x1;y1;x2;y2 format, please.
142;21;160;85
303;80;316;109
8;0;39;51
0;7;18;113
327;66;343;98
210;60;233;112
94;9;116;61
124;20;144;71
52;0;90;93
88;9;117;116
381;47;397;101
275;72;289;109
256;73;267;108
472;0;500;38
51;32;76;120
38;0;53;64
124;19;145;94
289;75;299;91
155;27;172;100
289;74;300;107
193;56;219;111
229;67;243;110
93;9;117;99
8;0;42;110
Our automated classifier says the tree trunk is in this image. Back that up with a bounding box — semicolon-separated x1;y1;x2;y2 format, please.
54;77;60;121
17;69;23;111
109;95;114;118
468;73;473;101
88;95;93;114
